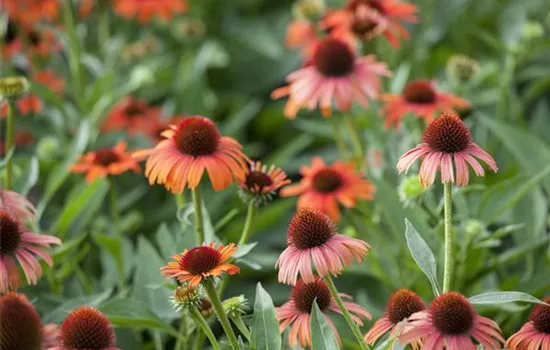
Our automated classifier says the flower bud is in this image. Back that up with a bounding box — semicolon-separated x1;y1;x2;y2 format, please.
0;77;30;98
446;55;480;83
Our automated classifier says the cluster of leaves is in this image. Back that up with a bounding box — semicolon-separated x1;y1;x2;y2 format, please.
1;0;550;349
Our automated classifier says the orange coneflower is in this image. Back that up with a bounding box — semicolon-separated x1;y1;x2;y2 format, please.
400;292;504;350
285;19;319;58
113;0;187;22
277;277;371;347
34;70;65;95
1;0;58;27
70;142;140;183
102;96;162;135
161;242;240;287
1;95;43;118
506;297;550;350
281;157;375;222
322;0;418;48
238;161;291;205
364;289;426;349
50;306;121;350
272;35;391;118
133;116;248;193
381;80;470;129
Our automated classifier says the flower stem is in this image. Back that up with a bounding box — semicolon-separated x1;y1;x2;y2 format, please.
4;101;14;190
443;182;453;293
238;202;256;246
193;330;205;350
230;315;251;341
192;187;205;244
203;279;240;350
189;307;221;350
322;275;370;350
331;117;350;158
109;178;121;238
344;115;365;163
62;0;85;111
174;314;189;350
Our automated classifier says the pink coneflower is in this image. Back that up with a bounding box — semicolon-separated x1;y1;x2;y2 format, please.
133;116;249;193
0;189;36;224
271;35;391;118
277;277;371;347
399;292;504;350
0;210;61;292
276;208;370;285
381;80;470;129
322;0;418;48
505;297;550;350
364;289;425;349
49;306;121;350
0;292;44;350
280;157;375;222
397;112;498;188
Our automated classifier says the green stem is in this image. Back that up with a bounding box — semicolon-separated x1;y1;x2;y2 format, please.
4;101;14;189
231;315;251;341
62;0;85;111
174;313;188;350
99;0;110;54
330;117;350;159
238;202;256;246
323;275;370;350
109;179;121;238
193;330;205;350
192;187;205;244
189;307;221;350
204;279;239;350
345;115;365;162
443;182;453;293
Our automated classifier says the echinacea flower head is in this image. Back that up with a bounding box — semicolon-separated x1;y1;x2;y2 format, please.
0;76;30;98
364;289;425;349
271;35;391;118
321;0;418;48
0;189;36;225
277;277;371;347
34;70;65;96
133;116;248;193
276;208;370;285
113;0;187;22
506;297;550;350
170;285;203;312
381;80;470;129
238;161;291;206
50;306;120;350
447;55;480;83
0;210;61;292
397;112;498;188
70;142;140;183
399;291;504;350
398;175;426;207
285;19;319;58
223;295;249;318
102;96;161;135
0;292;44;350
161;243;240;287
280;157;375;221
199;298;214;318
1;0;58;27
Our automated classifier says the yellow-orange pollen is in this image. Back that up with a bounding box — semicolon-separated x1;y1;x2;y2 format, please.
180;246;221;275
291;279;332;313
0;210;21;256
422;113;472;153
174;118;221;157
314;38;355;77
312;168;343;193
529;297;550;334
430;292;474;335
288;209;335;249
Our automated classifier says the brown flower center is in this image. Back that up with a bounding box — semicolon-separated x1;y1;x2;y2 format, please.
94;149;121;167
422;112;472;153
431;292;475;335
291;279;332;313
314;38;355;77
0;293;43;350
124;103;146;117
6;22;17;44
60;307;115;349
403;80;437;104
200;298;214;317
347;0;385;14
245;171;273;191
529;297;550;334
386;289;426;324
174;117;221;157
0;210;22;256
347;0;385;36
180;246;221;275
288;208;335;249
312;168;343;193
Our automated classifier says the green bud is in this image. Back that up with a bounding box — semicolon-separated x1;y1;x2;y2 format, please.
0;77;30;98
222;295;249;318
36;136;61;163
521;21;544;41
171;285;202;312
464;220;486;237
293;0;325;20
446;54;480;83
399;175;426;206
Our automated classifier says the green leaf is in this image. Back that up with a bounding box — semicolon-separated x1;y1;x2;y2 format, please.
469;292;549;306
43;289;112;323
234;242;258;259
250;283;282;350
404;219;441;296
14;156;39;196
36;120;90;218
478;165;550;223
310;300;340;350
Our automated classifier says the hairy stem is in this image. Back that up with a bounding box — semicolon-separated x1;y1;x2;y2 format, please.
189;307;220;350
192;187;205;244
204;279;240;350
443;182;453;293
